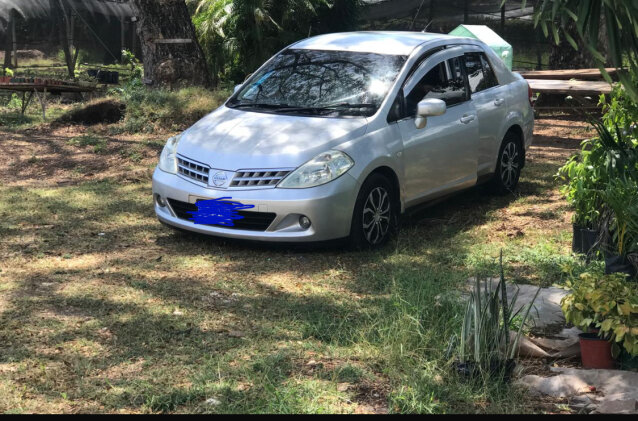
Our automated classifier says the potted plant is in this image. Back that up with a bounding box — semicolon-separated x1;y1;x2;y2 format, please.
562;272;638;368
557;142;604;256
451;254;540;382
558;104;638;264
600;177;638;277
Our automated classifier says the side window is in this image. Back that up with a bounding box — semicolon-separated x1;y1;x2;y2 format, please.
464;52;500;94
480;53;499;88
464;53;486;94
405;57;468;116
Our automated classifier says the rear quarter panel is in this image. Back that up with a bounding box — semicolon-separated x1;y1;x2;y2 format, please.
496;76;534;172
507;75;535;150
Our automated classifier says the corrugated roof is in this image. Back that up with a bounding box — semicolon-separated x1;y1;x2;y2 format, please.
0;0;133;23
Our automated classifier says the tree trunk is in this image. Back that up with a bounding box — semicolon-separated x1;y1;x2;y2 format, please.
4;10;14;70
130;0;211;88
55;0;77;79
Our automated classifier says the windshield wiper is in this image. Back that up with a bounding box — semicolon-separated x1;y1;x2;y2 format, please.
279;103;378;114
230;102;377;115
327;103;377;109
229;102;292;109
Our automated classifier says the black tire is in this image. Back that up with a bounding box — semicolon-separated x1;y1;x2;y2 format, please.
490;132;523;195
349;173;398;249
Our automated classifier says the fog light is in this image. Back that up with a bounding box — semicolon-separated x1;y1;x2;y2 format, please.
155;194;167;207
299;216;312;230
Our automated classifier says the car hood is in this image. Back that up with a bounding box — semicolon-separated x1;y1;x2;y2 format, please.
177;106;368;170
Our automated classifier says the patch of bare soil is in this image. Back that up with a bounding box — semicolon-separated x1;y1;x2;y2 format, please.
530;116;590;158
0;126;163;188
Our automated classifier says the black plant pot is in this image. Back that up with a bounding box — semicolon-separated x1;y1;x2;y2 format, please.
454;359;516;383
572;224;584;253
620;349;638;371
581;228;600;259
604;254;637;278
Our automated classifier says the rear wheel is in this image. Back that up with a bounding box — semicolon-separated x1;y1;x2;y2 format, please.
490;132;523;194
349;174;397;249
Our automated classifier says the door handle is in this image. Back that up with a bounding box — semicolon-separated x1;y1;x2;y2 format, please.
494;98;505;107
460;114;476;124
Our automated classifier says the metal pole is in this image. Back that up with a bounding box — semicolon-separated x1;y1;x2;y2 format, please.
500;5;505;34
11;10;17;69
464;0;469;24
121;16;125;60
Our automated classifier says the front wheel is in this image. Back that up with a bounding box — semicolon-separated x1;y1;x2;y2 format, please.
349;174;397;249
490;133;523;194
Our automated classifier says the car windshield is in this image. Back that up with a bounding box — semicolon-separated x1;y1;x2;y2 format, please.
227;49;407;117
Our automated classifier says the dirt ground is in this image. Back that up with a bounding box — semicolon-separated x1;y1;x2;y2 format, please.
0;114;593;414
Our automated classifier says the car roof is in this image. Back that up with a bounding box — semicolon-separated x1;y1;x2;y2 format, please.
293;31;466;56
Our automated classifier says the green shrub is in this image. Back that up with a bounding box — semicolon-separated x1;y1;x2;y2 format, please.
112;79;230;133
557;85;638;244
562;272;638;356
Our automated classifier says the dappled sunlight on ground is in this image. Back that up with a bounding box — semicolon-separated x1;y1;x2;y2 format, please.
0;115;589;413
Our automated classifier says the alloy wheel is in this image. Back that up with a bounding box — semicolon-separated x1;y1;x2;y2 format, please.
500;141;520;190
362;187;391;245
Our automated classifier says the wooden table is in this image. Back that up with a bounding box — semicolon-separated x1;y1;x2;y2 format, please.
519;68;618;81
525;79;614;112
0;82;97;120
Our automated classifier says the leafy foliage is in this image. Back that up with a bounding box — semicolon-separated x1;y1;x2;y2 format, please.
556;120;637;228
562;272;638;356
601;178;638;257
557;85;638;261
121;49;143;80
189;0;361;83
518;0;638;100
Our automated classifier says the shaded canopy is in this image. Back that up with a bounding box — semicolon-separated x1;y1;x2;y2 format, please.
0;0;134;24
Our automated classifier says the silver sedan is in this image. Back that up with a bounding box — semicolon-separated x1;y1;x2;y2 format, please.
152;31;534;248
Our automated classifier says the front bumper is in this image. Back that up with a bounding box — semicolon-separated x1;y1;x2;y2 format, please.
152;168;360;242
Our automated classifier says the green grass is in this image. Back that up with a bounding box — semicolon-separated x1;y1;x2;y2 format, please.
67;134;109;154
0;95;69;131
0;116;588;414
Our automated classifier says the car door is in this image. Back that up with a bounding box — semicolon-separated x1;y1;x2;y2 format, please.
463;48;510;176
396;48;479;206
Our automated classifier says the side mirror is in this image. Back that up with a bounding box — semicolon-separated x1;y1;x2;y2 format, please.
415;98;446;129
234;84;243;94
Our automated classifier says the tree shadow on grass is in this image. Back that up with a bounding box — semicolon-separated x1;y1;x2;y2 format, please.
0;261;382;412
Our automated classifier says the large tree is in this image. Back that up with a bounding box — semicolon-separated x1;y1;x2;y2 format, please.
131;0;211;87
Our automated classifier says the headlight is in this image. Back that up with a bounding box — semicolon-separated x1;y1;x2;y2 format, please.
278;150;354;189
158;135;181;174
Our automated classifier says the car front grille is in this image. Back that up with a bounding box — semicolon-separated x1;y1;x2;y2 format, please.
178;156;210;184
230;170;292;188
167;199;276;232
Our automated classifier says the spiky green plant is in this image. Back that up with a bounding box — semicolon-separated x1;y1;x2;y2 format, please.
457;253;540;380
